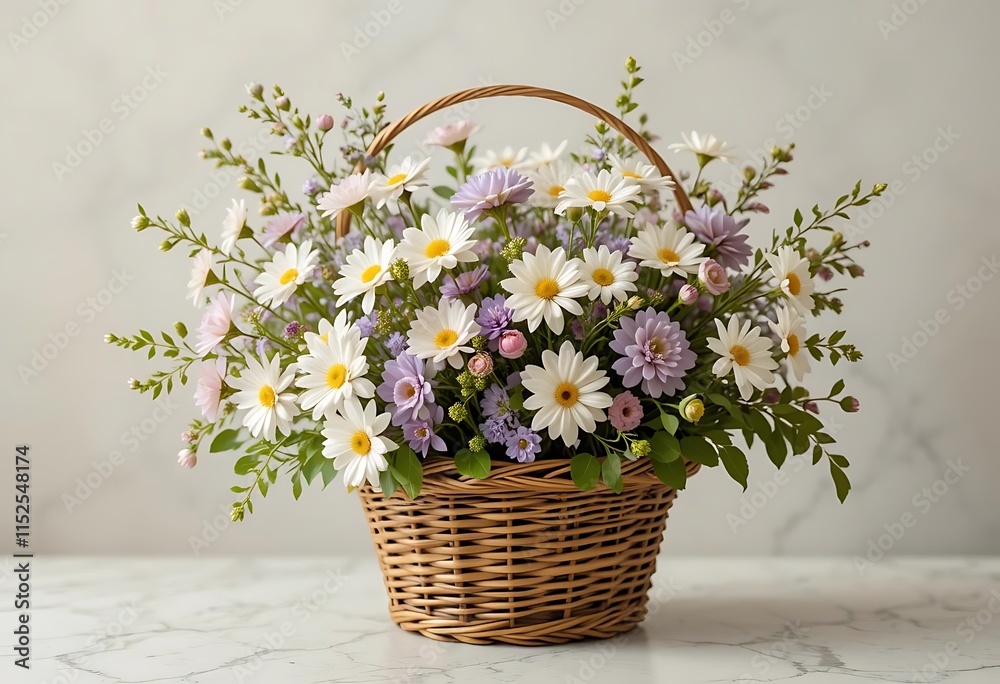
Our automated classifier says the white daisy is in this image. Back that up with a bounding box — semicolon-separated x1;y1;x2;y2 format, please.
769;306;811;382
528;161;573;209
555;169;641;218
608;154;676;193
304;311;352;348
578;245;639;304
707;316;779;401
220;199;247;256
528;140;568;169
332;236;396;314
522;341;613;446
230;352;299;442
322;398;397;490
472;146;530;172
629;224;705;278
316;170;374;219
667;131;737;165
501;244;588;334
766;246;816;315
253;240;320;308
397;208;478;289
369;157;430;210
406;299;481;370
296;325;375;420
187;249;217;307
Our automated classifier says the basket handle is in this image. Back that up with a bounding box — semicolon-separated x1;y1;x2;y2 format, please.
335;84;692;238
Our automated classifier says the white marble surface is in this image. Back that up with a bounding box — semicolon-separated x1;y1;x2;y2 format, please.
3;556;998;683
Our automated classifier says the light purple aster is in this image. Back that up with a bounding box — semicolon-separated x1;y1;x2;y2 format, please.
610;307;696;399
377;352;435;426
356;311;377;337
441;264;489;299
684;205;752;271
481;384;511;420
403;405;446;458
480;416;515;445
262;211;307;248
451;167;534;220
475;295;513;341
386;332;408;357
302;178;322;196
505;426;542;463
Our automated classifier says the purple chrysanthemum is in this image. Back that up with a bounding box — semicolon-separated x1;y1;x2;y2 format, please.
480;416;516;445
610;307;696;399
451;167;534;220
403;405;446;458
505;426;542;463
475;295;513;340
386;332;408;357
684;206;752;271
441;264;489;299
481;384;512;420
378;352;435;426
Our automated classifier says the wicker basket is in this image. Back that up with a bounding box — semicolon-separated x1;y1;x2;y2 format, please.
347;86;697;645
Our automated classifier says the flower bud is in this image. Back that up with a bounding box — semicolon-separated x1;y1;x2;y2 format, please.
128;377;139;389
762;388;780;404
698;259;730;295
498;330;527;359
159;239;174;252
448;403;469;422
840;396;860;413
238;177;261;192
275;95;290;111
316;114;334;132
173;321;188;338
201;127;213;139
177;449;197;469
873;182;887;194
631;439;651;457
468;352;494;378
468;435;487;453
565;206;584;223
743;165;756;181
679;395;704;423
803;401;820;415
706;187;725;207
220;137;232;151
389;258;409;281
678;284;699;306
817;266;834;281
626;295;644;310
246;82;264;99
470;335;489;352
831;232;844;247
175;208;190;227
181;430;196;444
847;264;865;278
131;215;150;231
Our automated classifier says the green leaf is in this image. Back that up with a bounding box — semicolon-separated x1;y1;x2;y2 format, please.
455;448;491;479
649;431;681;462
680;436;718;467
746;410;772;438
432;185;455;199
765;430;787;468
210;429;243;453
291;474;303;500
830;462;851;503
570;452;601;491
233;454;258;476
719;445;749;490
379;468;399;498
601;453;623;494
830;379;845;396
651;457;687;490
390;447;423;499
301;452;326;485
320;459;337;488
660;412;679;435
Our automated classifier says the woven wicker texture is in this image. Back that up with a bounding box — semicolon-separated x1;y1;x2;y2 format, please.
336;84;692;238
359;457;700;645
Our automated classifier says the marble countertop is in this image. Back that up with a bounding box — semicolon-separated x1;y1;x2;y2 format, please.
7;556;1000;683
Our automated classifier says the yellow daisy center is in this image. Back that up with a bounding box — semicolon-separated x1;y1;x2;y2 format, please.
587;189;612;203
350;430;372;456
554;381;579;408
361;264;381;283
730;345;751;367
548;184;564;197
500;159;513;168
386;172;408;185
534;278;560;300
279;268;299;285
786;272;802;296
787;333;800;356
425;239;451;259
326;363;347;389
657;247;680;263
621;171;641;178
258;385;276;408
591;268;615;287
434;329;458;349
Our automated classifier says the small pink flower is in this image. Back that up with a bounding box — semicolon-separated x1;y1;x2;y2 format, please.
803;401;820;414
178;449;197;469
698;258;731;295
817;266;834;282
468;352;494;378
609;391;644;432
316;114;334;132
425;120;481;148
194;358;226;422
497;330;527;359
678;284;699;305
195;292;236;356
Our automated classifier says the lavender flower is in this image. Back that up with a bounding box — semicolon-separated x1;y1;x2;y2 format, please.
441;264;489;299
505;426;542;463
610;307;696;398
377;353;435;426
451;167;534;220
481;384;512;420
262;211;307;248
356;311;377;337
302;178;322;196
386;332;408;357
475;295;513;340
684;206;752;271
403;405;446;458
480;416;515;445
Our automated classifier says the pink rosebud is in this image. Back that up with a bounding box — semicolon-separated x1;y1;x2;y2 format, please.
609;391;643;432
817;266;834;281
698;258;731;295
840;396;860;413
467;352;494;378
498;330;527;359
803;401;820;415
678;284;699;305
848;264;865;278
316;114;334;132
178;449;197;469
762;388;780;404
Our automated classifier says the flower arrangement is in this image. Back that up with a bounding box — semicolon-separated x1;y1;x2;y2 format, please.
111;60;882;522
